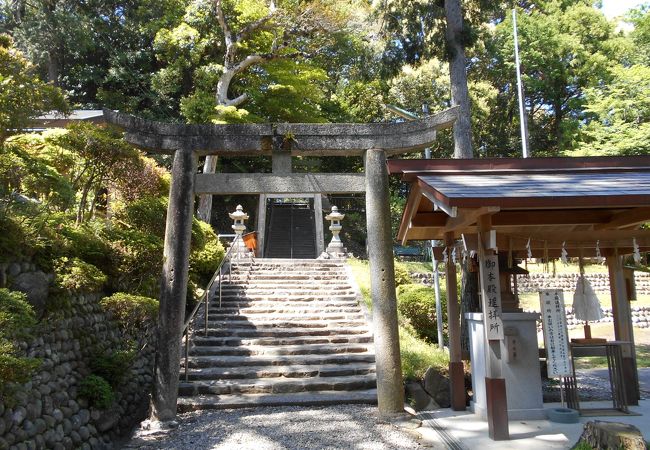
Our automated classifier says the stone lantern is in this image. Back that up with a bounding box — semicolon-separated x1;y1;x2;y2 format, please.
229;205;249;257
325;206;347;256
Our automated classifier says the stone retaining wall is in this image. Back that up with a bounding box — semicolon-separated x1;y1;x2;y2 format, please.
516;272;650;294
0;291;155;449
410;271;650;295
541;306;650;329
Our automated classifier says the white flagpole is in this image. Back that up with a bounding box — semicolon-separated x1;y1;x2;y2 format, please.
513;8;530;158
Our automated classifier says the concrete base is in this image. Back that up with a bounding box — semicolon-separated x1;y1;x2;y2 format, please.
467;312;545;420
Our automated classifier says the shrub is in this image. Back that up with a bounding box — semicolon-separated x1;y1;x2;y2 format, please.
0;289;40;393
0;347;41;386
394;261;412;287
0;215;32;263
190;238;225;284
90;348;135;387
78;375;114;409
0;288;37;338
113;195;167;238
103;228;163;297
54;257;107;293
397;283;447;344
100;293;158;339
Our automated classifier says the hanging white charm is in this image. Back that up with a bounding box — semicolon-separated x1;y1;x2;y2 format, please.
442;247;448;264
526;238;532;259
595;240;604;264
561;241;568;265
451;247;457;264
633;238;642;264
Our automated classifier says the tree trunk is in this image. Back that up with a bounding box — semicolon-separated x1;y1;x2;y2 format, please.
445;0;476;356
196;155;218;223
444;0;473;159
460;255;480;358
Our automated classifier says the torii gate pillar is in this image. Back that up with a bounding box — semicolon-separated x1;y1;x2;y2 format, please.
364;148;405;414
153;149;197;421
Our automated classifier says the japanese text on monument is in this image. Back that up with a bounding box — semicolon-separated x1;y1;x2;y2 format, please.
539;289;572;377
480;254;504;340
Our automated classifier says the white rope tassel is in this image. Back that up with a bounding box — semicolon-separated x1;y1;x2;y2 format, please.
451;247;457;264
442;247;448;264
633;238;642;264
526;238;532;259
561;241;568;265
596;240;604;265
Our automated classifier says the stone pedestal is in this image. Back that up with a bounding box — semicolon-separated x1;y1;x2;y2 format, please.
466;312;545;420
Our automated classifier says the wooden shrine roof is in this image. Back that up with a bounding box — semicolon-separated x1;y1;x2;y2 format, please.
388;156;650;256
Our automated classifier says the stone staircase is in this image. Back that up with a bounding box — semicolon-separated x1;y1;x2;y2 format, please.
177;258;377;411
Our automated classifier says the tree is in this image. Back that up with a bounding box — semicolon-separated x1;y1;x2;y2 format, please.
479;0;626;155
0;34;68;143
572;64;650;156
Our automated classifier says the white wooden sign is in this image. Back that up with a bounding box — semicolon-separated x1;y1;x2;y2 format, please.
539;289;572;377
479;254;504;340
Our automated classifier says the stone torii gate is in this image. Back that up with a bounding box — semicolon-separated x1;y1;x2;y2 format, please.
103;107;458;421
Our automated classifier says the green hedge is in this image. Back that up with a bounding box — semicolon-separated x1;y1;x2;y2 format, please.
397;283;447;345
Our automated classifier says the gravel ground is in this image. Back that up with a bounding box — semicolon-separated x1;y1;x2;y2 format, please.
125;404;424;450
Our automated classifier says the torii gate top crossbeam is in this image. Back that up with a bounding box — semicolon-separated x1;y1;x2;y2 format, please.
102;107;458;156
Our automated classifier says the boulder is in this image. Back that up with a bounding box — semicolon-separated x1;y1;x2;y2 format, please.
422;366;451;408
405;381;439;411
577;421;646;450
10;271;50;314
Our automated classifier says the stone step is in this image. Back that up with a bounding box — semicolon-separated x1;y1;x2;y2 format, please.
217;288;357;296
218;284;353;291
208;305;362;315
178;374;377;396
190;333;374;348
207;300;361;310
182;362;376;381
200;326;371;338
205;312;365;322
177;389;377;412
183;353;376;369
189;342;373;357
203;319;368;330
215;294;358;302
225;275;351;282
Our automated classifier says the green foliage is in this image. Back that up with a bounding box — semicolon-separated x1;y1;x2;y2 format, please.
572;64;650;156
78;375;114;409
0;289;37;338
0;351;41;387
100;293;159;338
114;196;168;238
103;227;164;298
0;215;28;262
0;34;68;142
397;283;447;344
0;289;40;391
54;257;107;293
190;236;226;284
89;348;136;388
399;323;449;380
393;262;412;287
0;134;75;210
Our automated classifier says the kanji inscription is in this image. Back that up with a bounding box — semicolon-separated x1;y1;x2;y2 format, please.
479;254;504;340
539;289;572;377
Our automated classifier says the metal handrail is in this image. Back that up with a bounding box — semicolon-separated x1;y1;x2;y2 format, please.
182;234;251;381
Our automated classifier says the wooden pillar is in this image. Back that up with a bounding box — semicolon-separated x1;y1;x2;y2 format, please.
152;149;197;422
445;233;466;411
477;216;509;440
364;148;405;415
607;252;640;404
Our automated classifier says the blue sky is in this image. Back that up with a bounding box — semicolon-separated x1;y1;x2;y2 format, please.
600;0;646;19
